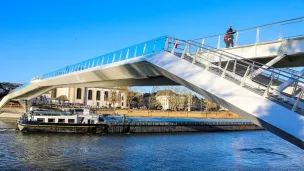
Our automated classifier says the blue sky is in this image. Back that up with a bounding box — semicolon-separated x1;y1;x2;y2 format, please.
1;0;304;91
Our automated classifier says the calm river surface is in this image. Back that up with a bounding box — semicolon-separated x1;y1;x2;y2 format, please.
0;119;303;170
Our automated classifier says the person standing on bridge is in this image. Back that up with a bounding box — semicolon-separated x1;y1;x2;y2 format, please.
224;26;237;48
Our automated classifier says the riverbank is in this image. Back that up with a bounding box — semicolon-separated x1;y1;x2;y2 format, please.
0;108;243;119
0;112;22;119
98;109;242;119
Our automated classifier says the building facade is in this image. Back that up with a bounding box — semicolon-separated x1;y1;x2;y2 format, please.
155;90;203;111
155;90;188;110
34;87;127;108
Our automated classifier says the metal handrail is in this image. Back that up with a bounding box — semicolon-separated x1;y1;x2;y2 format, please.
192;16;304;41
190;17;304;72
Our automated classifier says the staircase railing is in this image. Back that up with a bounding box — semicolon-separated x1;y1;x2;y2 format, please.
165;36;304;114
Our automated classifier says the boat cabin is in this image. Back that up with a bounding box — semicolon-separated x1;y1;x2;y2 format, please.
29;108;100;124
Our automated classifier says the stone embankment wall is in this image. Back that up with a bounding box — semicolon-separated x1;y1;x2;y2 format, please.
1;104;25;114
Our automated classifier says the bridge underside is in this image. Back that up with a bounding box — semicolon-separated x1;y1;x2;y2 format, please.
0;58;180;105
251;53;304;68
11;76;178;101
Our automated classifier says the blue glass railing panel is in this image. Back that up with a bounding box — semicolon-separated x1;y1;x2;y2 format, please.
128;47;135;59
136;44;144;57
154;38;166;52
38;36;167;80
145;41;154;54
11;82;30;93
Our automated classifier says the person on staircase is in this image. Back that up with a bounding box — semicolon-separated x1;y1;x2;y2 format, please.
224;26;237;48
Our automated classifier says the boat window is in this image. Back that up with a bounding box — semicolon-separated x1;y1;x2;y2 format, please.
68;119;75;123
58;119;65;123
37;118;45;123
48;118;55;123
74;109;84;113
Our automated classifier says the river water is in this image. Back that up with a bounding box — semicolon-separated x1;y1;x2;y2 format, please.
0;119;303;170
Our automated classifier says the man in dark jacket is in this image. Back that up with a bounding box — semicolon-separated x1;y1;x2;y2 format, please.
225;26;237;48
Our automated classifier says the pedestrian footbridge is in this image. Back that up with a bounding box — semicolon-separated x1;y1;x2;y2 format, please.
1;21;304;149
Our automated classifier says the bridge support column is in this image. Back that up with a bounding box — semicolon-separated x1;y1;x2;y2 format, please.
83;87;88;106
24;99;33;113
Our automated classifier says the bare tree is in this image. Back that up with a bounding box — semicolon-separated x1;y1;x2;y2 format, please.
200;98;205;112
122;87;137;108
203;98;219;112
166;86;187;111
117;92;122;107
137;94;145;108
149;86;160;110
183;92;193;111
109;89;118;109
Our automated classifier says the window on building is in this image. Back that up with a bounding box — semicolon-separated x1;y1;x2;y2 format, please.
76;88;82;99
122;102;124;106
51;89;57;98
88;90;93;100
104;91;108;101
97;102;100;107
122;96;124;101
96;91;101;100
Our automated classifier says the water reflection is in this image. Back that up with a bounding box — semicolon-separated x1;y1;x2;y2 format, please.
0;119;303;170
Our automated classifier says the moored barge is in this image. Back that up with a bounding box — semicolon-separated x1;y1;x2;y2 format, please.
17;109;263;134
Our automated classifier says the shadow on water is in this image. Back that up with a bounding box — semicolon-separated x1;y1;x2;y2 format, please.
239;147;288;159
